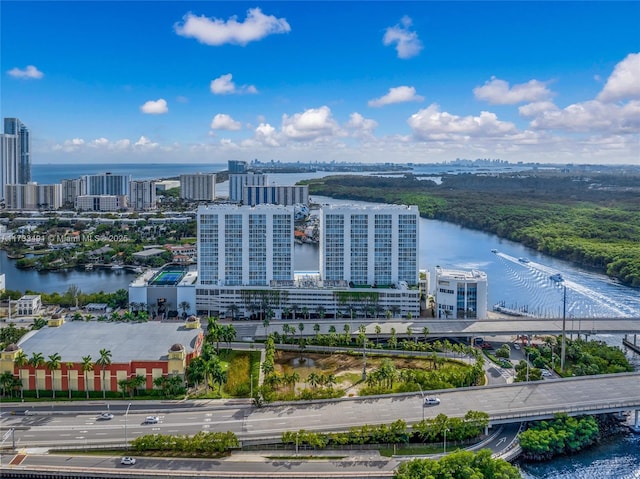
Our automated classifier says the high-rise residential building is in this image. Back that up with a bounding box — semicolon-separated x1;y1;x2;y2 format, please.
83;173;131;196
242;184;309;207
180;173;216;201
129;180;157;211
3;118;30;184
229;172;267;202
228;160;247;174
432;267;488;319
197;204;294;286
76;195;127;211
5;183;62;210
0;133;19;200
319;204;419;287
61;177;87;207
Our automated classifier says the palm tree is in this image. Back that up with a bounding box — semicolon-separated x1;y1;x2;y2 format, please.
375;324;382;345
45;353;62;399
307;372;320;389
316;306;326;320
81;355;93;399
14;350;28;399
298;322;305;342
65;362;75;399
28;352;45;399
313;323;321;337
227;303;239;321
179;300;191;318
422;327;430;343
95;349;112;399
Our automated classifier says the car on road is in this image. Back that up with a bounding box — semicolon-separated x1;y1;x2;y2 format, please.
143;415;159;424
513;343;521;350
541;369;553;377
97;412;114;420
424;397;441;406
120;457;136;465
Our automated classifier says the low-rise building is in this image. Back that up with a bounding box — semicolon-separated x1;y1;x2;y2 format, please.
432;267;488;319
76;195;127;211
16;294;41;316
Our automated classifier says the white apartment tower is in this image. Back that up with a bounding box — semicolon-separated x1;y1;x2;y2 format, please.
84;173;131;196
197;204;294;286
242;184;309;206
129;180;157;211
4;118;30;184
180;173;216;201
320;204;419;287
61;177;87;207
229;172;267;202
5;183;62;210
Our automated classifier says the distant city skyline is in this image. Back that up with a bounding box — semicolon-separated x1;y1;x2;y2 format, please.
2;2;638;165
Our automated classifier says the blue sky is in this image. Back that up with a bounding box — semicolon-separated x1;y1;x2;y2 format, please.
2;1;639;165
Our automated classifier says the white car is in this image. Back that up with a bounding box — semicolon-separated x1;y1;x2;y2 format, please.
97;413;114;420
120;456;136;465
541;369;553;377
143;415;159;424
424;397;441;406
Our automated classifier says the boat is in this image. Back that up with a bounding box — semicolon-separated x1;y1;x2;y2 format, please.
549;273;564;282
491;249;498;253
85;263;94;271
111;264;124;271
518;257;530;263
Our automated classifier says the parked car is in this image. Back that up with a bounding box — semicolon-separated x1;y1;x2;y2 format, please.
97;412;114;420
143;415;159;424
120;457;136;465
424;397;441;406
541;369;553;377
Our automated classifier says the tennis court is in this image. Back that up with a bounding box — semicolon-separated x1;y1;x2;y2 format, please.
149;269;187;286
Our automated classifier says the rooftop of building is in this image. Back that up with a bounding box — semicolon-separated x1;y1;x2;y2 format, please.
16;321;202;363
129;265;197;287
319;203;418;212
436;268;487;280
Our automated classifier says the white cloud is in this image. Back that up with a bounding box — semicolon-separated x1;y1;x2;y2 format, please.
174;8;291;46
134;136;159;148
474;77;552;105
282;106;341;141
346;113;378;136
518;101;559;118
254;123;280;147
383;16;423;59
408;103;517;140
210;113;242;130
529;99;640;134
210;74;257;95
140;99;168;114
597;52;640;102
7;65;44;79
368;86;424;107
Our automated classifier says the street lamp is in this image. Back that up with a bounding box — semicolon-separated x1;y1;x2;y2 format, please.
124;402;131;449
443;427;450;455
417;385;425;421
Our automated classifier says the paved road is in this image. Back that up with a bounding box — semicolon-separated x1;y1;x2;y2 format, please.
2;373;638;448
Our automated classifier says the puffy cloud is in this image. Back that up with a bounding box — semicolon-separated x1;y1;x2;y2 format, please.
210;113;242;130
254;122;280;147
281;106;340;141
597;52;640;102
383;16;423;59
474;77;552;105
174;8;290;46
210;74;257;95
368;86;424;107
529;99;640;133
140;98;168;114
408;104;517;140
518;101;559;118
7;65;44;79
346;113;378;136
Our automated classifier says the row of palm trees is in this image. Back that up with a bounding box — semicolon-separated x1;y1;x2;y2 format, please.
9;348;113;399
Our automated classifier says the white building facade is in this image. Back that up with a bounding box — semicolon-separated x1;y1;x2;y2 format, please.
76;195;127;211
5;183;62;210
129;180;157;211
242;184;309;207
320;204;419;287
61;177;87;207
433;267;488;319
0;133;19;201
228;173;267;202
84;173;131;196
180;173;216;201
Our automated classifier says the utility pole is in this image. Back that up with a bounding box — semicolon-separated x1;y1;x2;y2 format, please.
560;285;567;372
124;403;131;449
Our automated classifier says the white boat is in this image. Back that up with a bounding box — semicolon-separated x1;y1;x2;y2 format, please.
550;273;564;282
111;264;124;270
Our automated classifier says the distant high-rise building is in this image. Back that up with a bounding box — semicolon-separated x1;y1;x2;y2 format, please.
229;172;267;202
3;118;30;184
61;177;87;207
5;183;62;210
84;173;131;196
319;204;419;287
242;184;309;206
129;180;157;211
0;133;19;200
180;173;216;201
228;160;247;174
75;195;127;212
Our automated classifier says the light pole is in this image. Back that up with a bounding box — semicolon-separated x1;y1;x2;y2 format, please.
418;385;425;421
443;427;449;455
124;402;131;449
362;338;367;381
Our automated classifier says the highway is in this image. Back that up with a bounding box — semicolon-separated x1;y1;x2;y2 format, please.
2;373;639;448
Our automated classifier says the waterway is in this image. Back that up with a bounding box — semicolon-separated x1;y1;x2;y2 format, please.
10;163;639;476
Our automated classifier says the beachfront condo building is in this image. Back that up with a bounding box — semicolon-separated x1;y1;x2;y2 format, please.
228;172;267;202
180;173;216;201
3;118;30;184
